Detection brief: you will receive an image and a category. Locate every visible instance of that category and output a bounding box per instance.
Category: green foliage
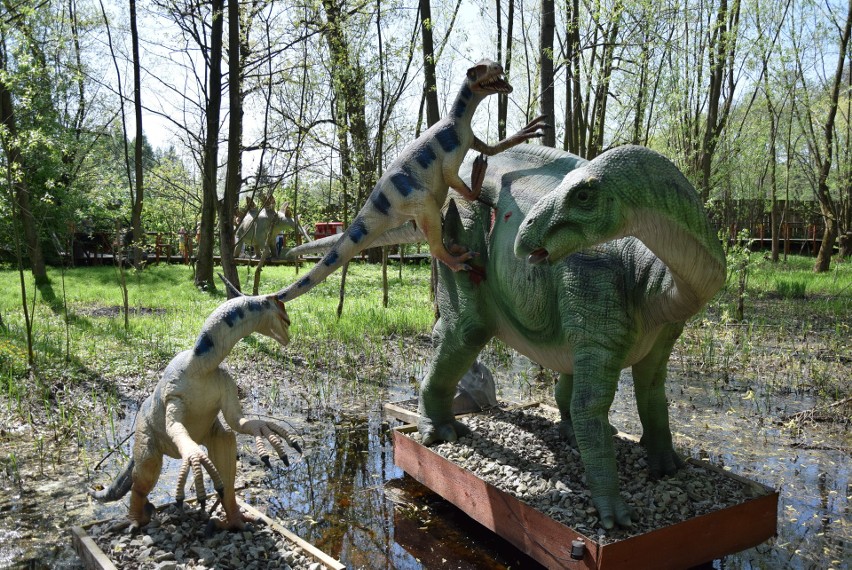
[774,279,807,299]
[0,262,434,394]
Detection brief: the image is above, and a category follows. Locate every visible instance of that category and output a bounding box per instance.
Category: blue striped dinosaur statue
[274,59,547,303]
[89,285,300,532]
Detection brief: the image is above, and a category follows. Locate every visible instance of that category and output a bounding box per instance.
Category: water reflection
[76,350,848,570]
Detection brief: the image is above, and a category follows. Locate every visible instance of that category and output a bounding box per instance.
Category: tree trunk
[539,0,555,147]
[496,0,514,140]
[129,0,145,268]
[220,0,242,296]
[195,0,225,290]
[812,0,851,272]
[563,0,582,155]
[0,43,48,285]
[696,0,741,202]
[420,0,440,127]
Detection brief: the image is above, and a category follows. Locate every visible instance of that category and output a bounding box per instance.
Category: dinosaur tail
[274,215,379,303]
[284,222,423,260]
[89,459,135,502]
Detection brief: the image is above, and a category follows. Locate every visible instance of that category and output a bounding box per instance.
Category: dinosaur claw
[260,454,272,468]
[291,441,302,455]
[280,454,290,467]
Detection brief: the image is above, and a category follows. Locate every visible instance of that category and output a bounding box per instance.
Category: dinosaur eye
[576,190,589,202]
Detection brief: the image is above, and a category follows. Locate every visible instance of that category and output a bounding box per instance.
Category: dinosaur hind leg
[128,453,163,529]
[202,419,255,531]
[632,323,685,478]
[416,206,475,272]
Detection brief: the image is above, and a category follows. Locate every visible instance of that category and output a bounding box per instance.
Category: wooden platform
[392,417,778,570]
[71,498,345,570]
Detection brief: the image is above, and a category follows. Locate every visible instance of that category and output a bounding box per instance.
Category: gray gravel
[86,502,328,570]
[411,405,764,544]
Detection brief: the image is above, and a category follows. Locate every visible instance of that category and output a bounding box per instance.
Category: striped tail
[274,216,375,302]
[89,459,135,502]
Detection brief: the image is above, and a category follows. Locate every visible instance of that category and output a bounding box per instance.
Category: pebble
[87,503,328,569]
[413,405,756,544]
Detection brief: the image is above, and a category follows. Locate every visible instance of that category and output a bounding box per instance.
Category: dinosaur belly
[495,314,574,373]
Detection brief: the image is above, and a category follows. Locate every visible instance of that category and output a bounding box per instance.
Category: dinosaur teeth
[528,248,550,265]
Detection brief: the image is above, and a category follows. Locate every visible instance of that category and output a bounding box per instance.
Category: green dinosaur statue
[417,144,726,530]
[277,144,725,530]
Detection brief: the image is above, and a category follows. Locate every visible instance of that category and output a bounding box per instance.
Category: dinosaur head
[514,166,628,264]
[260,297,291,346]
[466,59,513,97]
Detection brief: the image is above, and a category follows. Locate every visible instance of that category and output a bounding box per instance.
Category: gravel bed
[86,502,327,570]
[411,405,763,543]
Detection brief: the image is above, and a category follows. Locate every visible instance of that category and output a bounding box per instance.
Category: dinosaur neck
[449,83,486,128]
[190,297,270,371]
[629,209,725,320]
[604,150,727,321]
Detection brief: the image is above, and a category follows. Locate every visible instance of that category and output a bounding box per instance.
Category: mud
[0,325,849,569]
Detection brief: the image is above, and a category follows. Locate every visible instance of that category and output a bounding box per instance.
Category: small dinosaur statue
[234,202,310,258]
[274,59,547,303]
[296,145,726,529]
[89,286,300,531]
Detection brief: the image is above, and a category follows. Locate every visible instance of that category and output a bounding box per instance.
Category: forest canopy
[1,0,850,284]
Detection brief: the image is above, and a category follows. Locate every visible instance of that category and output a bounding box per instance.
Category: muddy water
[1,345,849,569]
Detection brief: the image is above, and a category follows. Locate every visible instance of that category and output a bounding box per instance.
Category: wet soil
[1,316,850,569]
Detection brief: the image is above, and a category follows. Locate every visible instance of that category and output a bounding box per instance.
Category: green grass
[1,253,848,415]
[0,262,435,399]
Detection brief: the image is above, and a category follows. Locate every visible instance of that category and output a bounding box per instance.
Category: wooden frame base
[393,419,777,570]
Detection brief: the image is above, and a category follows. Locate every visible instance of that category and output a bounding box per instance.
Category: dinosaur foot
[592,493,636,530]
[439,245,478,272]
[204,508,262,536]
[419,419,471,446]
[644,444,685,479]
[128,501,156,532]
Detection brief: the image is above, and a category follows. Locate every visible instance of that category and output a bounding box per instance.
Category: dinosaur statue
[273,59,547,303]
[89,289,301,531]
[287,144,726,530]
[234,202,310,259]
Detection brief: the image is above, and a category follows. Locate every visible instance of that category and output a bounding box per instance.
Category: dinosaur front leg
[472,114,549,156]
[165,399,225,505]
[418,316,491,444]
[555,372,618,445]
[632,324,685,478]
[571,350,635,530]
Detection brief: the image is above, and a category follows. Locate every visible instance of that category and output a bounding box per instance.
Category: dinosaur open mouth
[527,248,549,264]
[479,76,513,94]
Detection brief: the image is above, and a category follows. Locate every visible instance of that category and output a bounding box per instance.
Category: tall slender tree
[129,0,145,267]
[539,0,555,147]
[220,0,242,294]
[420,0,440,127]
[195,0,225,290]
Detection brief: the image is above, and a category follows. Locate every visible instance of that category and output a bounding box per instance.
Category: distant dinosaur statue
[234,202,311,259]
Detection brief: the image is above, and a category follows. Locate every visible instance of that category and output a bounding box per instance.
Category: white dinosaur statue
[89,282,300,531]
